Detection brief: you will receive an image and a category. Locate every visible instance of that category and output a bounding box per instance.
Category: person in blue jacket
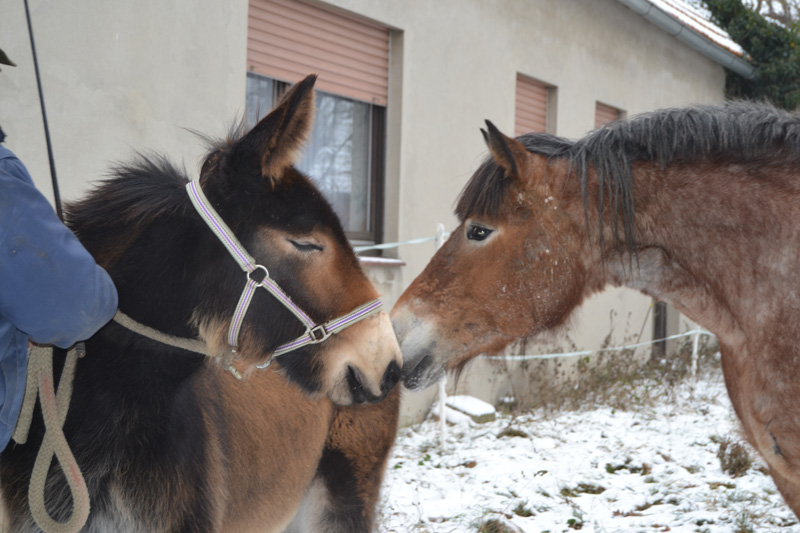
[0,48,118,451]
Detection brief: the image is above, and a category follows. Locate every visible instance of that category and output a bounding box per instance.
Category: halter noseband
[186,180,383,370]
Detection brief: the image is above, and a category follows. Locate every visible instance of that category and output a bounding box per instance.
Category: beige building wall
[1,0,725,424]
[0,0,248,204]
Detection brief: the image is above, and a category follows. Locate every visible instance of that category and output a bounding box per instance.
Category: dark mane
[69,155,189,223]
[64,121,251,261]
[64,155,191,251]
[457,101,800,251]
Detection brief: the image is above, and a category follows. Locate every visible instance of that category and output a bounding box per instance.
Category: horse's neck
[599,160,800,346]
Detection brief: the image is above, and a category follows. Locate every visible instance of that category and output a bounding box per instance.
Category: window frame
[246,72,386,248]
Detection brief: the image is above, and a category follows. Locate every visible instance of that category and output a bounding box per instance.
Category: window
[515,74,556,136]
[595,101,623,128]
[246,74,384,242]
[246,0,390,246]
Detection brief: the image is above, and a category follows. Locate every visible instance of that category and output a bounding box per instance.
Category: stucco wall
[0,0,248,203]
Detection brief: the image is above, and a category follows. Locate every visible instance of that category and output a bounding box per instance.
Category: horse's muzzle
[347,360,401,403]
[391,306,444,391]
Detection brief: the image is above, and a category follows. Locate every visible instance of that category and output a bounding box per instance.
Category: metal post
[435,224,447,449]
[691,330,701,378]
[24,0,62,219]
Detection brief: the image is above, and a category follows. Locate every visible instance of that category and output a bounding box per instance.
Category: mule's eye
[467,225,493,241]
[289,239,323,252]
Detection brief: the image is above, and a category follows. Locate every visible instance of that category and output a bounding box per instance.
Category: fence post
[435,224,447,449]
[691,330,701,378]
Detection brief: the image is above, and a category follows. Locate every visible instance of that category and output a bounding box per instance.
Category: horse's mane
[457,101,800,251]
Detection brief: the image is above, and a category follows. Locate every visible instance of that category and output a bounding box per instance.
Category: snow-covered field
[378,362,799,533]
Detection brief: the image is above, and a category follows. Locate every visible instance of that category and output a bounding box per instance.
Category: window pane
[296,91,371,235]
[246,74,276,128]
[245,74,374,238]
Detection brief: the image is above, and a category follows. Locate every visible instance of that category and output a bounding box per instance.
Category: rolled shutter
[248,0,389,106]
[515,74,548,136]
[595,102,621,128]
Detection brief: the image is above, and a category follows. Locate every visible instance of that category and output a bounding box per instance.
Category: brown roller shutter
[515,74,548,137]
[595,102,621,128]
[248,0,389,106]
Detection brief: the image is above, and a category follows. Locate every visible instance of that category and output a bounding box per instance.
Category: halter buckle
[308,325,330,344]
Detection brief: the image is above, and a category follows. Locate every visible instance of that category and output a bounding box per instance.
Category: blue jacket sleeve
[0,149,118,348]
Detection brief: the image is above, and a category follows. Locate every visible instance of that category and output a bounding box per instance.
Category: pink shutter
[248,0,389,106]
[595,102,621,128]
[515,74,548,136]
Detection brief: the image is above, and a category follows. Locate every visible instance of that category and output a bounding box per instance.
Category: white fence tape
[353,233,451,253]
[481,329,715,362]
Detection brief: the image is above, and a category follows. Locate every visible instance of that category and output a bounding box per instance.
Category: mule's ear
[483,120,528,182]
[234,74,317,183]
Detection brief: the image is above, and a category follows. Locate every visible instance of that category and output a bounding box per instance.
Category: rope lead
[13,346,90,533]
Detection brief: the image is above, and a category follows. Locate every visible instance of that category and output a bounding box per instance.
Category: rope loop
[13,345,90,533]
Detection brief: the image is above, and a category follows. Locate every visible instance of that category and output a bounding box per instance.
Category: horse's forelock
[454,158,511,221]
[456,130,578,222]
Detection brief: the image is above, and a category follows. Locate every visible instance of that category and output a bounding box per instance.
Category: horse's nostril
[381,360,401,393]
[348,365,362,387]
[347,366,366,403]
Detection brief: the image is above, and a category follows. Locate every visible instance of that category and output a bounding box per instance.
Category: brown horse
[392,101,800,518]
[1,75,401,532]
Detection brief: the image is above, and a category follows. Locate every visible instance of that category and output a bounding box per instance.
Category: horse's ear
[482,120,528,183]
[233,74,317,184]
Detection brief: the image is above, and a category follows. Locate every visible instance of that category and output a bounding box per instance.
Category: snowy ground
[377,362,799,533]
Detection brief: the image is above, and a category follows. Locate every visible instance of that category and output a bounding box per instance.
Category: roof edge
[617,0,756,79]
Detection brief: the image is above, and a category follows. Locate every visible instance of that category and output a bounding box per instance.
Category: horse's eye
[289,239,323,252]
[466,225,493,241]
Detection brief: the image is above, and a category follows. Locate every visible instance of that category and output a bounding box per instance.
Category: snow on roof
[650,0,745,57]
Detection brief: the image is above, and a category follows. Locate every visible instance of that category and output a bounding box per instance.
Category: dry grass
[500,333,721,415]
[717,438,754,477]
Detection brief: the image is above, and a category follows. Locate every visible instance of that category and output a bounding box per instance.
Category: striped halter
[186,180,383,370]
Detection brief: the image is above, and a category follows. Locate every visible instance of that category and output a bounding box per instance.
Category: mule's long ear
[483,120,528,183]
[233,74,317,183]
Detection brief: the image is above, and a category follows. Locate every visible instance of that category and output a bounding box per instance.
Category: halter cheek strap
[186,180,382,369]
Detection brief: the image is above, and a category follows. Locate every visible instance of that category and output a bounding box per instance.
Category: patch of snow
[432,404,474,425]
[651,0,745,56]
[446,396,496,419]
[378,368,798,532]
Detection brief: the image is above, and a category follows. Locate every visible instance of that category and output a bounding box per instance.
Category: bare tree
[746,0,799,26]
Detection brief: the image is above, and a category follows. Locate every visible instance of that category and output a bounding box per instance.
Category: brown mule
[1,75,400,532]
[393,102,800,518]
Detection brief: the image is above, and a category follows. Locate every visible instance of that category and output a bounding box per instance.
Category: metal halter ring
[248,265,269,284]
